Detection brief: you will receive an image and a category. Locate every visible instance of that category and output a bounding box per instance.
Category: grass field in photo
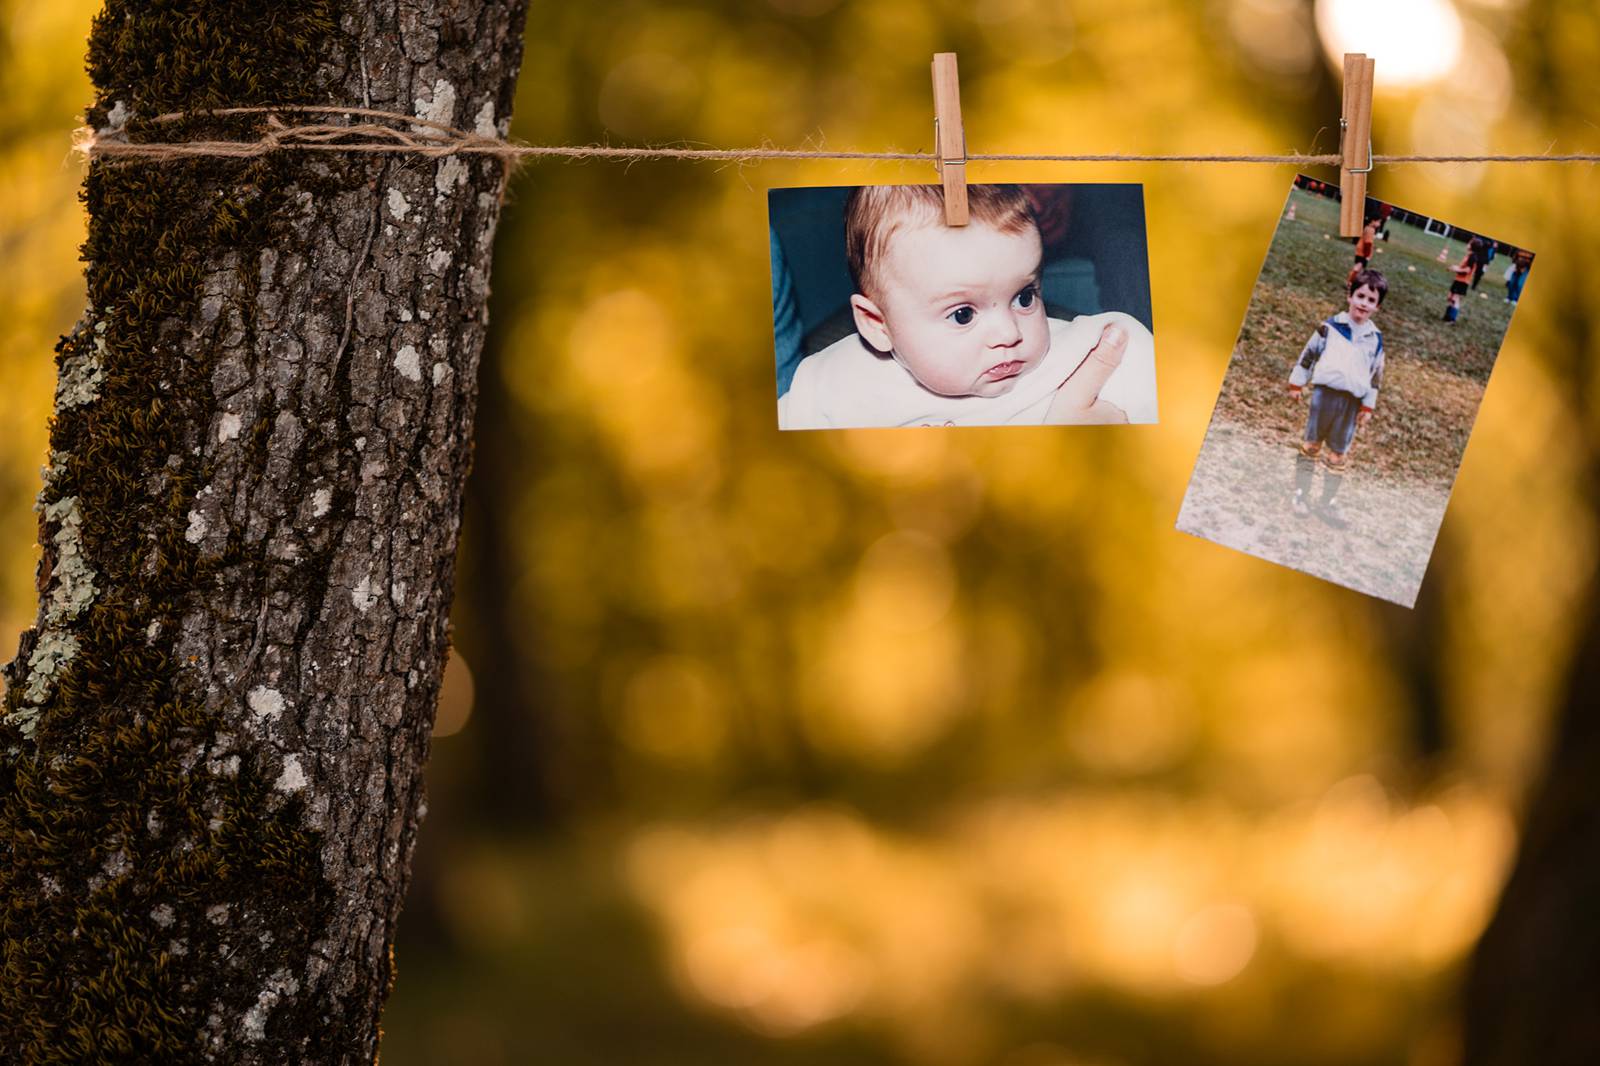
[1178,183,1526,605]
[1210,184,1517,485]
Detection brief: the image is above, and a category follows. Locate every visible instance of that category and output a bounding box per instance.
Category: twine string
[75,104,1600,167]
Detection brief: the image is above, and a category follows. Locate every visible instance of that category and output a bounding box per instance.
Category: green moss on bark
[0,1,369,1061]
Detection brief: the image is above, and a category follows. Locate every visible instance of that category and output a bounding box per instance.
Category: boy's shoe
[1319,499,1348,528]
[1291,491,1310,517]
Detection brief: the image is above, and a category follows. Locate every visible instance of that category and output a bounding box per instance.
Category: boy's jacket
[1290,313,1385,408]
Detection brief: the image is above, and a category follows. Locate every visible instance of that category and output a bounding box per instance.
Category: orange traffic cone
[1286,203,1297,221]
[1437,246,1450,263]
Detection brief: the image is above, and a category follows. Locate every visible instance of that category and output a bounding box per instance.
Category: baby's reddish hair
[845,184,1037,302]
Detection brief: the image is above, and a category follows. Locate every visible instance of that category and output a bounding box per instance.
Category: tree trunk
[0,1,526,1061]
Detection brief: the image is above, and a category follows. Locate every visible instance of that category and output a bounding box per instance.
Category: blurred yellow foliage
[625,778,1510,1057]
[5,0,1599,1063]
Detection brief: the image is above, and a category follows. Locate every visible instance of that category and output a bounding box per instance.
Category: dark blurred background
[3,1,1597,1064]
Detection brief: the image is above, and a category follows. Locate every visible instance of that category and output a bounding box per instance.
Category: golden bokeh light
[625,783,1514,1050]
[6,1,1598,1063]
[1315,0,1463,87]
[1172,902,1259,986]
[433,649,476,738]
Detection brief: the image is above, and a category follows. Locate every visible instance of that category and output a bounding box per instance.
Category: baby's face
[1347,283,1381,324]
[864,220,1049,398]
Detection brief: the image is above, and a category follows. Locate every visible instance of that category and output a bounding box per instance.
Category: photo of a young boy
[1177,176,1533,606]
[769,183,1158,429]
[1289,268,1388,527]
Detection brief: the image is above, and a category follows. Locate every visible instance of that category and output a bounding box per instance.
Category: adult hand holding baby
[1046,323,1130,424]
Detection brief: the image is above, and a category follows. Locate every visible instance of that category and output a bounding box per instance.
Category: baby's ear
[850,294,893,353]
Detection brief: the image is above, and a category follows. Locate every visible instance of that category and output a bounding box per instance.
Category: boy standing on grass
[1288,269,1388,527]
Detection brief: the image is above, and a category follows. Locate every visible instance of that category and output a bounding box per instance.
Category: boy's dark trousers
[1295,452,1344,505]
[1296,386,1361,505]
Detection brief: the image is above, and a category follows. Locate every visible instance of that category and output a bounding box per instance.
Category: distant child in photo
[777,184,1158,429]
[1443,244,1474,322]
[1505,248,1533,304]
[1471,235,1494,289]
[1346,217,1378,290]
[1288,268,1388,526]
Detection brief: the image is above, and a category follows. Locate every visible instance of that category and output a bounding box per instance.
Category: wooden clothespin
[931,52,968,226]
[1339,52,1376,237]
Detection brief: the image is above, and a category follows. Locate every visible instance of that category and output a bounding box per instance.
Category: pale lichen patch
[15,631,82,719]
[473,99,496,137]
[247,686,285,727]
[426,248,452,273]
[41,497,98,625]
[435,155,467,197]
[56,351,105,410]
[38,447,72,494]
[185,509,209,545]
[275,755,307,794]
[394,344,422,382]
[103,99,130,131]
[242,969,301,1042]
[351,573,378,613]
[218,411,243,442]
[386,189,411,222]
[205,903,230,925]
[210,753,241,777]
[311,488,332,517]
[414,77,457,126]
[102,848,130,882]
[151,904,176,928]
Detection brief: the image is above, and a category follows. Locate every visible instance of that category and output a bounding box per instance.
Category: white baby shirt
[777,312,1159,430]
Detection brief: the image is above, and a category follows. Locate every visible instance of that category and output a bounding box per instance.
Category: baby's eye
[948,306,975,326]
[1013,285,1039,310]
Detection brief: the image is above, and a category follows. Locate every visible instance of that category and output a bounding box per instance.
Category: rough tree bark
[0,1,526,1062]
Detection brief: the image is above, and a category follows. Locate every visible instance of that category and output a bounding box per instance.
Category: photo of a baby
[770,183,1158,429]
[1177,176,1533,606]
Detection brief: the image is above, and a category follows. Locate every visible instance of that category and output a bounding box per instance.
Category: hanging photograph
[769,183,1158,429]
[1177,175,1535,606]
